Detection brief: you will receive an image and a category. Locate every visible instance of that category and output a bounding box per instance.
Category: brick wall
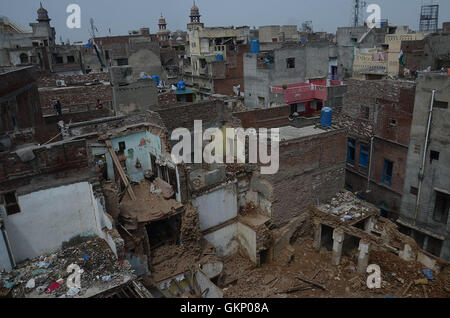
[233,105,290,129]
[0,139,89,191]
[339,79,416,216]
[39,84,112,115]
[158,91,177,106]
[213,44,249,96]
[261,128,347,226]
[155,100,230,133]
[37,72,109,88]
[0,67,44,134]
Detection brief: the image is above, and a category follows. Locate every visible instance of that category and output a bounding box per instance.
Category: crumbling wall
[192,182,238,231]
[0,181,107,262]
[259,129,347,226]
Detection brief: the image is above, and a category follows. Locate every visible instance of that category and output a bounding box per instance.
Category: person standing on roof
[54,100,62,116]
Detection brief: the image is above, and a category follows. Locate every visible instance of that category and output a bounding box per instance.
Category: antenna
[352,0,367,27]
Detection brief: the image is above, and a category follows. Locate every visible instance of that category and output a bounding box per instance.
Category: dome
[37,2,50,21]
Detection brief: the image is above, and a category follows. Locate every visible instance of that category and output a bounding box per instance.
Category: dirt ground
[221,238,450,298]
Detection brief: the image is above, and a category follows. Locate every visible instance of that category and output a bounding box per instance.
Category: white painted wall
[204,223,238,257]
[0,182,110,263]
[237,222,257,263]
[192,183,238,231]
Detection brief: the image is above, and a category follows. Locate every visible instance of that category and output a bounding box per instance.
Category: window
[389,118,397,127]
[433,100,448,109]
[296,102,306,113]
[382,159,393,186]
[43,40,48,46]
[347,138,356,164]
[410,186,418,195]
[430,150,439,163]
[258,96,265,106]
[433,191,450,224]
[55,56,63,64]
[2,191,21,215]
[67,55,75,63]
[19,53,28,64]
[359,145,369,174]
[105,50,110,60]
[116,58,128,66]
[119,142,126,152]
[286,58,295,69]
[32,42,39,47]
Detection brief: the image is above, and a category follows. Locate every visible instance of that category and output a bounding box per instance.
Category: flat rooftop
[278,125,330,141]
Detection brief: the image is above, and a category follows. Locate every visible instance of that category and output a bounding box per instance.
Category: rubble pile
[318,190,375,223]
[0,238,133,298]
[221,239,450,298]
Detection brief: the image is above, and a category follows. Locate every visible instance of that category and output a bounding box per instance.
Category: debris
[102,275,112,282]
[400,281,414,297]
[67,287,80,296]
[45,282,62,294]
[296,276,327,290]
[421,268,434,281]
[414,278,428,286]
[26,279,35,289]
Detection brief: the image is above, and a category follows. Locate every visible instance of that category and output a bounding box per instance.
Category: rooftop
[278,125,333,141]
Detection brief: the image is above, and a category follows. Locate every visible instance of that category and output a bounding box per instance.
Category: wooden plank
[105,140,136,201]
[296,275,327,290]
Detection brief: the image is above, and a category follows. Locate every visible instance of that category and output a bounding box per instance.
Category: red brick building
[338,79,416,218]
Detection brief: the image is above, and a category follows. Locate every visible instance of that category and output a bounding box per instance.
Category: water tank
[151,75,160,86]
[177,81,186,91]
[250,39,260,54]
[321,107,332,127]
[216,53,223,61]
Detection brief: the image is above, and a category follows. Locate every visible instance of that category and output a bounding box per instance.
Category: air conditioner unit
[56,80,67,87]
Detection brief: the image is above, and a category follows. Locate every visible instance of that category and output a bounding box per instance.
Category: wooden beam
[105,140,136,201]
[296,275,327,290]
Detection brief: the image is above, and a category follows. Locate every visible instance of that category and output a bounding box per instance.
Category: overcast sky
[1,0,448,43]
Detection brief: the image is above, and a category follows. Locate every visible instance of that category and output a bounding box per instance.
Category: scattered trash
[4,281,14,289]
[26,279,35,289]
[102,275,111,282]
[83,254,90,260]
[36,285,47,293]
[414,278,428,286]
[67,287,80,296]
[422,269,434,281]
[45,281,62,294]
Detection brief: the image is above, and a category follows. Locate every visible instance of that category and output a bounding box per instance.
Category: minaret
[157,13,170,41]
[37,2,51,23]
[187,1,204,31]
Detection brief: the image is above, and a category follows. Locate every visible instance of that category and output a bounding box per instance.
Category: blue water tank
[321,107,332,127]
[216,53,223,61]
[177,81,186,91]
[151,75,160,86]
[250,39,260,54]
